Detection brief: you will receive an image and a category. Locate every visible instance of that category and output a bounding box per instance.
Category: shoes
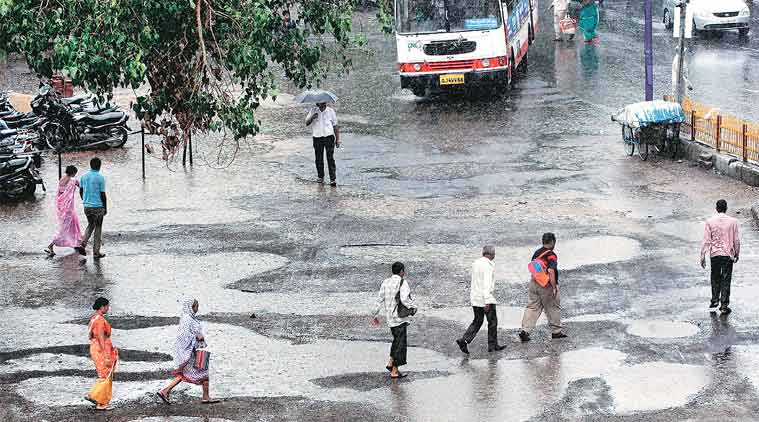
[709,301,719,312]
[93,253,106,260]
[552,332,569,339]
[568,34,575,41]
[317,178,324,184]
[553,37,562,42]
[721,307,732,315]
[456,339,469,354]
[75,246,87,256]
[330,180,337,187]
[488,344,507,352]
[518,330,531,342]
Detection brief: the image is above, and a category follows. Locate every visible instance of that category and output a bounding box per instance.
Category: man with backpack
[455,246,507,354]
[519,233,567,342]
[372,262,417,378]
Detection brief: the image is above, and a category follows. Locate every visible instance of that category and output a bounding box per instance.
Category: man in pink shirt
[700,200,740,315]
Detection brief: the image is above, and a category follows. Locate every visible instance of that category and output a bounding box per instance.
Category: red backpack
[528,250,553,287]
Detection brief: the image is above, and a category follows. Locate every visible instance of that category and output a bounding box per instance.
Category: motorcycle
[0,155,45,198]
[35,85,130,151]
[0,129,43,167]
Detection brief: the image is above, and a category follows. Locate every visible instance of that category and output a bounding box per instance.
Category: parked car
[663,0,750,37]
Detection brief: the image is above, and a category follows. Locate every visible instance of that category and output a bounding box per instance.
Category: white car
[663,0,750,36]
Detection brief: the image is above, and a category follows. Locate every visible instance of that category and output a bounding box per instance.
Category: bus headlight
[413,63,422,72]
[481,59,490,68]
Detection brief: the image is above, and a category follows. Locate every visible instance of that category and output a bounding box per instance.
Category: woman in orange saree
[84,297,118,411]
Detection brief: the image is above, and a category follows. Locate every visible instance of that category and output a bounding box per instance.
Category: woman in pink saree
[45,165,85,256]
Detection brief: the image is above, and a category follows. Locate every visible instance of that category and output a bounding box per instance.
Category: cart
[611,100,685,161]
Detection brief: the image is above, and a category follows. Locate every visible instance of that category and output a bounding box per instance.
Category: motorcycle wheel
[23,179,36,196]
[105,127,128,148]
[45,124,67,151]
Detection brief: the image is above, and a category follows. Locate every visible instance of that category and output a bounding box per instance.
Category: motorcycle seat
[74,111,125,125]
[0,129,17,138]
[62,94,93,105]
[0,158,28,172]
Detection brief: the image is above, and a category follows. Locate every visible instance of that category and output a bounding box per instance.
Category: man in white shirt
[305,102,341,186]
[372,262,416,378]
[551,0,571,41]
[456,246,506,354]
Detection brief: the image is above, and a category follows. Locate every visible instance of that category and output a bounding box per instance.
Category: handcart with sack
[611,100,685,161]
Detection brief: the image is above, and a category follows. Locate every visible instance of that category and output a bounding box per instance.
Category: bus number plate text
[440,74,465,85]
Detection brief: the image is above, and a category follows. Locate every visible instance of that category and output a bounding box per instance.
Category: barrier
[665,95,759,164]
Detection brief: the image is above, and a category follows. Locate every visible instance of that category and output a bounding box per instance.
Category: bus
[395,0,538,96]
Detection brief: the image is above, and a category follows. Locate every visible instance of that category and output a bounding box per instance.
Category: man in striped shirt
[372,262,416,378]
[701,199,740,315]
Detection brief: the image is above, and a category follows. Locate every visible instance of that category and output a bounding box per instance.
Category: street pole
[675,1,688,104]
[57,150,62,179]
[644,0,654,101]
[141,125,146,180]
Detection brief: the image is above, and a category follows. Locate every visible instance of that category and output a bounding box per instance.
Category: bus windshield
[396,0,502,35]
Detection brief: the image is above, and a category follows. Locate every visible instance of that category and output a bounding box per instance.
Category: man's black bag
[394,278,416,318]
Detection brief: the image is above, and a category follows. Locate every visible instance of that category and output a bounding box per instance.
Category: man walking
[456,246,507,354]
[551,0,571,41]
[305,102,340,187]
[701,200,740,315]
[519,233,567,342]
[79,157,107,259]
[372,262,416,379]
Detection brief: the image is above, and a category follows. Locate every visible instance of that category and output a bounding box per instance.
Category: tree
[0,0,361,163]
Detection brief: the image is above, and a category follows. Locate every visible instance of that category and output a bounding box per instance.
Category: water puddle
[340,236,642,283]
[626,320,700,339]
[14,322,455,406]
[349,347,710,420]
[0,353,170,374]
[424,306,541,330]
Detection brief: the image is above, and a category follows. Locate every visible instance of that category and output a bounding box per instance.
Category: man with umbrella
[300,90,340,186]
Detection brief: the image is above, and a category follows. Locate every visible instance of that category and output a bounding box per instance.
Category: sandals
[94,406,113,411]
[390,373,408,379]
[201,399,221,404]
[84,395,97,406]
[44,248,55,256]
[156,391,171,405]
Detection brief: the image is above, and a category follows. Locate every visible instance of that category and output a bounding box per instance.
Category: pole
[676,1,687,104]
[188,132,193,166]
[57,150,62,179]
[182,138,187,166]
[644,0,654,101]
[141,126,146,179]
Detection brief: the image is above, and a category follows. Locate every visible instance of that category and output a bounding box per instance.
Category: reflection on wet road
[3,4,759,422]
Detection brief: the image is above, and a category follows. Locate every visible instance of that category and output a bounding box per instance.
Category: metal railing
[666,95,759,164]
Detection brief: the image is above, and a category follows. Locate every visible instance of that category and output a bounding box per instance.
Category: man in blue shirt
[79,157,107,259]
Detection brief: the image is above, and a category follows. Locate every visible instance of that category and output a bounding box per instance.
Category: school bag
[528,250,553,287]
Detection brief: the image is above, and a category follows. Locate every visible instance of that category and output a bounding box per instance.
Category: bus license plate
[440,74,465,85]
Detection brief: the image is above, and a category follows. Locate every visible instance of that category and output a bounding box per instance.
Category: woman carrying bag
[84,297,118,411]
[157,298,220,405]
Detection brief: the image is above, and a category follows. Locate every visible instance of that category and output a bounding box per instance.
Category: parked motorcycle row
[0,84,131,198]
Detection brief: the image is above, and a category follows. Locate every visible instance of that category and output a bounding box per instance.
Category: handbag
[559,15,577,35]
[88,361,115,405]
[193,341,210,371]
[394,278,416,318]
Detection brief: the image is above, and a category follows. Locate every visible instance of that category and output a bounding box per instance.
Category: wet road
[3,4,759,422]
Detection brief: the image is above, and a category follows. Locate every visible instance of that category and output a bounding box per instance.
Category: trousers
[82,207,105,255]
[521,280,563,334]
[462,305,498,349]
[313,135,336,181]
[711,256,733,309]
[390,323,408,367]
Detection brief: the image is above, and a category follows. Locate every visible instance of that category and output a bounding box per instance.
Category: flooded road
[3,4,759,422]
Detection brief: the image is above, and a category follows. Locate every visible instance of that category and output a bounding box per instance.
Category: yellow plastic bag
[89,377,113,405]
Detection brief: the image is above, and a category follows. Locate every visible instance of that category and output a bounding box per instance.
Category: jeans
[711,256,733,309]
[390,322,408,367]
[313,135,336,181]
[462,305,498,349]
[82,207,105,255]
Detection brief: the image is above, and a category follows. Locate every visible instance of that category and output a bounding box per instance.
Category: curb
[752,203,759,227]
[679,138,759,187]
